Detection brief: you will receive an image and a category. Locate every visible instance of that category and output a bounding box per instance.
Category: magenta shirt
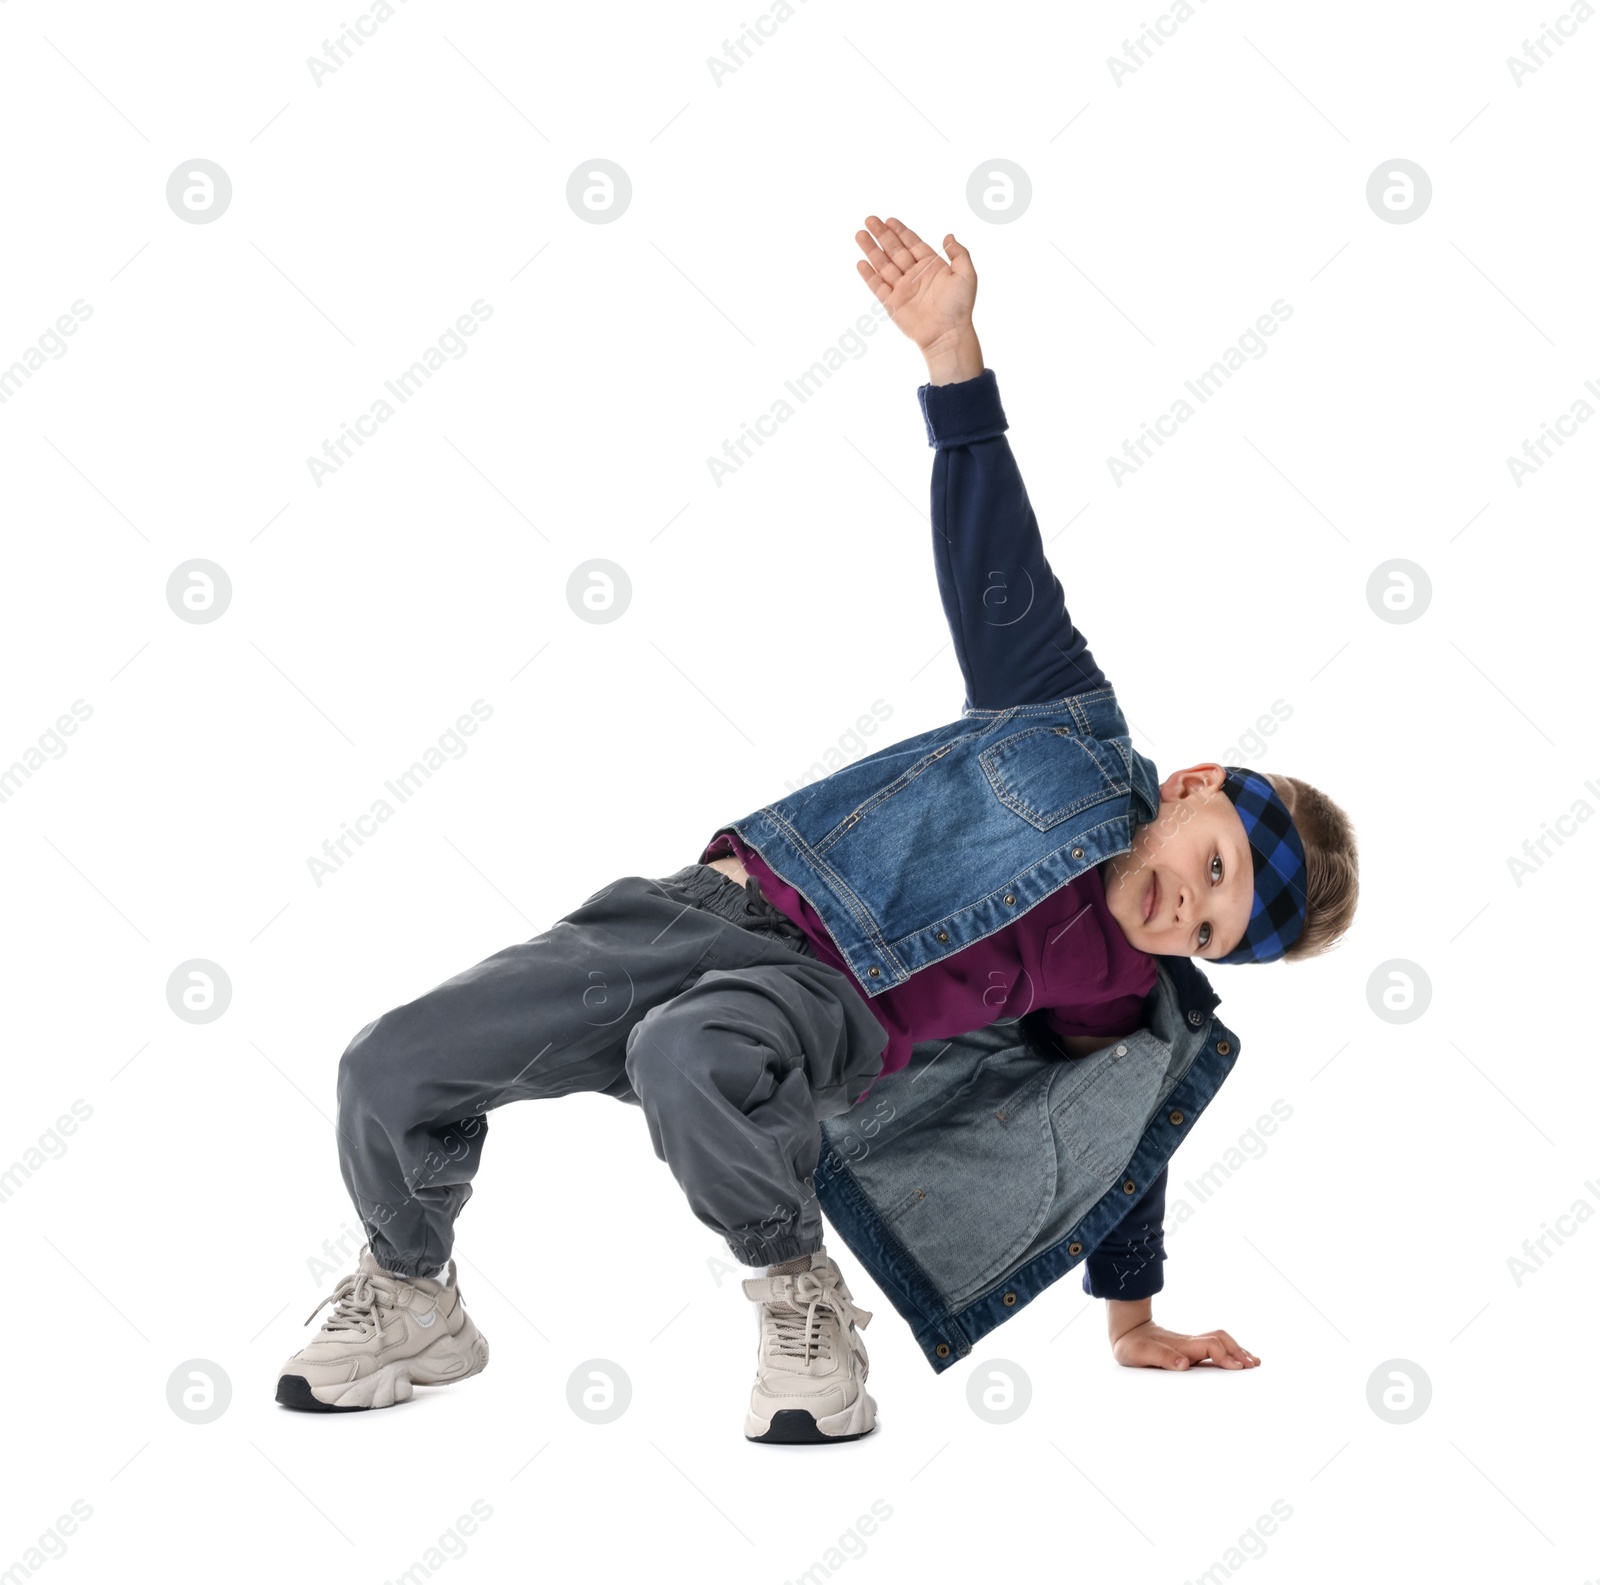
[700,830,1158,1088]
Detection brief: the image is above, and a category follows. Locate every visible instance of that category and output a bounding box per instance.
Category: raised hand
[854,215,978,356]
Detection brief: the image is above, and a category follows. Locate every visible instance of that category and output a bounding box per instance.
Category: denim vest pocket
[1043,1028,1171,1227]
[979,725,1131,832]
[812,737,969,857]
[825,1040,1057,1310]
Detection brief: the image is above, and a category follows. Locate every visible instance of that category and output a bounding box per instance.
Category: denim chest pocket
[978,725,1131,832]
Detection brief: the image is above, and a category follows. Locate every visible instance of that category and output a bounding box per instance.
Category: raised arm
[920,363,1105,708]
[854,215,1104,709]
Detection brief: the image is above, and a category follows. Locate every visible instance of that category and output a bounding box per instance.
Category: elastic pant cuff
[727,1233,823,1269]
[368,1242,447,1281]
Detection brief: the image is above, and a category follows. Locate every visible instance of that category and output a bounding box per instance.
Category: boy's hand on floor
[854,215,982,382]
[1111,1317,1261,1371]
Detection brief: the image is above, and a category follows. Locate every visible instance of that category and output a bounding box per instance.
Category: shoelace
[303,1268,399,1335]
[767,1271,871,1365]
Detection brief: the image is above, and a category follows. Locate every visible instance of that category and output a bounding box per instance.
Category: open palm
[854,215,977,352]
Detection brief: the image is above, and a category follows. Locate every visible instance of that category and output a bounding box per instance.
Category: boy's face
[1100,763,1254,961]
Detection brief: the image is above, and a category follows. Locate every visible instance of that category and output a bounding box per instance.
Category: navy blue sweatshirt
[919,368,1167,1303]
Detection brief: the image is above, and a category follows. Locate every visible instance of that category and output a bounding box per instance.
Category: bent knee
[622,997,695,1088]
[624,981,804,1094]
[336,1008,426,1115]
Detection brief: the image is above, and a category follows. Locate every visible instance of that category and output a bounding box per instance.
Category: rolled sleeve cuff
[917,366,1008,448]
[1082,1249,1165,1302]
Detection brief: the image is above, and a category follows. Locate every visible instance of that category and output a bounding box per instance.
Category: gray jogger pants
[333,862,889,1276]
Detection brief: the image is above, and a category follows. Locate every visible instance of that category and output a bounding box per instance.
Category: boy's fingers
[1215,1329,1259,1365]
[882,215,937,262]
[855,227,904,285]
[865,214,917,273]
[944,233,977,280]
[854,259,893,304]
[1201,1333,1243,1368]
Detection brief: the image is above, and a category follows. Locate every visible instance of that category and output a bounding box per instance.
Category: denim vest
[813,952,1236,1373]
[723,368,1240,1367]
[716,684,1161,993]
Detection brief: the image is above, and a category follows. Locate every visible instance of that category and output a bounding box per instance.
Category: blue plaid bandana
[1216,768,1308,965]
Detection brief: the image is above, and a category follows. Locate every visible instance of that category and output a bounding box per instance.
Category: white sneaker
[741,1249,877,1443]
[275,1246,489,1412]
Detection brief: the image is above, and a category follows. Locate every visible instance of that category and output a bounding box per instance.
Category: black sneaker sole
[275,1374,371,1412]
[746,1409,877,1445]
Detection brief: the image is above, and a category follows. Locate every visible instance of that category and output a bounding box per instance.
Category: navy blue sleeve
[1081,1163,1167,1301]
[918,369,1105,710]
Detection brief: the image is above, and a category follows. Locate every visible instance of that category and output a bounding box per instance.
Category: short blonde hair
[1262,773,1359,962]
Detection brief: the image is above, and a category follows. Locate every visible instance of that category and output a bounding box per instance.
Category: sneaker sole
[276,1320,490,1413]
[745,1389,877,1444]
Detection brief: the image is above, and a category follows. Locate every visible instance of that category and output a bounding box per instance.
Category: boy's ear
[1161,762,1227,801]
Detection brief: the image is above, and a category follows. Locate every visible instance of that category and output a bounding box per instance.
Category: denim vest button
[1002,1291,1017,1306]
[1067,1241,1083,1256]
[1168,1109,1184,1125]
[1122,1178,1137,1193]
[1186,1009,1204,1027]
[936,930,949,942]
[1071,846,1084,859]
[868,966,881,978]
[1114,1044,1127,1058]
[935,1342,951,1358]
[1216,1040,1231,1055]
[1003,893,1017,906]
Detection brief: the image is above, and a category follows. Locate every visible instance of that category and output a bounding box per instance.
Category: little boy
[276,215,1358,1441]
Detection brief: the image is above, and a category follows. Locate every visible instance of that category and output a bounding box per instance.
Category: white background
[2,0,1595,1580]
